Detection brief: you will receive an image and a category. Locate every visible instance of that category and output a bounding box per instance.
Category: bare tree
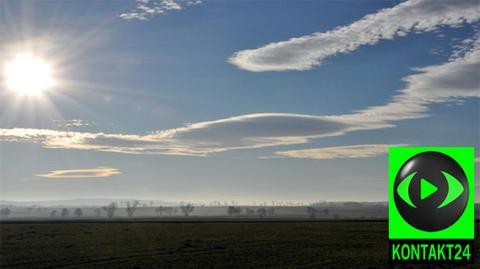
[180,204,194,217]
[155,206,164,216]
[157,207,177,216]
[102,202,117,219]
[126,200,140,218]
[74,208,83,218]
[267,208,275,216]
[257,208,267,218]
[244,208,255,216]
[227,206,235,216]
[94,208,102,218]
[61,208,69,218]
[323,208,330,217]
[156,206,176,216]
[227,206,242,216]
[50,209,57,217]
[307,207,318,219]
[0,208,11,217]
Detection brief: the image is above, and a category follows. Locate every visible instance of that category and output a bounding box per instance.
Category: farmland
[1,221,478,268]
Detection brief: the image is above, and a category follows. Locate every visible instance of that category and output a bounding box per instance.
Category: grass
[0,221,478,268]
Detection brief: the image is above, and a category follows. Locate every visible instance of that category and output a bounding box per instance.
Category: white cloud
[53,119,92,128]
[271,144,408,160]
[159,113,390,154]
[0,31,478,156]
[229,0,480,72]
[351,35,480,123]
[120,0,202,21]
[0,113,380,155]
[37,167,121,178]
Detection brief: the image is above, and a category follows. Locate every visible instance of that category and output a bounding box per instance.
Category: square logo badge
[389,147,474,240]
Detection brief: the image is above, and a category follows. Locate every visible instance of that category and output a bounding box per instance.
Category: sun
[3,54,55,96]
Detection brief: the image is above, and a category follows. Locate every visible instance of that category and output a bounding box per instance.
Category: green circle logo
[394,151,468,231]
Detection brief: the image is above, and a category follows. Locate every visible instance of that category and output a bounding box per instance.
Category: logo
[394,151,468,231]
[389,147,475,264]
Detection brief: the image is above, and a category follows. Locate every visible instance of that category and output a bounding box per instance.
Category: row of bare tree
[306,207,330,218]
[227,206,276,217]
[0,208,11,217]
[50,208,83,217]
[229,206,331,218]
[50,201,195,219]
[1,204,333,219]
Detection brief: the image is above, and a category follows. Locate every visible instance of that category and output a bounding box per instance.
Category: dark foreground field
[1,221,478,269]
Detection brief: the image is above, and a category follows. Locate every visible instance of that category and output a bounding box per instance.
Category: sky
[0,0,479,204]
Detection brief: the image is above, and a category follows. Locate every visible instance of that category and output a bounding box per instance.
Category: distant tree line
[0,200,394,220]
[306,206,329,219]
[155,206,178,216]
[0,208,11,217]
[225,206,277,218]
[44,201,198,219]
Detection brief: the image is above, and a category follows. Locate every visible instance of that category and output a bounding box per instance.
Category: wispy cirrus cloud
[53,119,93,128]
[270,144,409,160]
[229,0,480,72]
[351,35,480,123]
[37,167,121,178]
[0,113,380,155]
[120,0,202,21]
[0,36,478,156]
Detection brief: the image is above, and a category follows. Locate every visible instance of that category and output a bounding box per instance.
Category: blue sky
[0,0,479,203]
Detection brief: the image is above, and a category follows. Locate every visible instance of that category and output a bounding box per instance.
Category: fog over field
[1,199,391,220]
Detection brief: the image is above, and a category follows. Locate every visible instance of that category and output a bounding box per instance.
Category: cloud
[271,144,408,160]
[120,0,202,20]
[159,113,389,154]
[37,167,121,178]
[229,0,480,72]
[0,36,478,156]
[0,114,383,155]
[53,119,92,128]
[351,35,480,123]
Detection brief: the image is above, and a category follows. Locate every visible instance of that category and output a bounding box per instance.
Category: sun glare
[3,54,55,96]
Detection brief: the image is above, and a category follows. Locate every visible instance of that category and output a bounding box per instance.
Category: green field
[0,221,478,268]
